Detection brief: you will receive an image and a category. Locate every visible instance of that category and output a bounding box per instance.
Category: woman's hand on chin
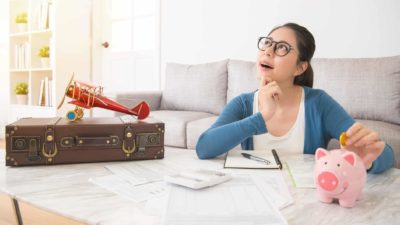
[258,75,282,122]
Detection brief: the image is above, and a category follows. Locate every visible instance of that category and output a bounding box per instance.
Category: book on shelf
[38,80,45,106]
[48,1,54,29]
[48,79,52,106]
[38,77,52,107]
[37,0,50,30]
[14,42,30,69]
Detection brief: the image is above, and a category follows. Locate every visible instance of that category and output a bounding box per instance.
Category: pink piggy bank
[314,148,366,208]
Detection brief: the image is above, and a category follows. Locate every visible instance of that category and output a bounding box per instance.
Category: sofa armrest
[115,91,163,113]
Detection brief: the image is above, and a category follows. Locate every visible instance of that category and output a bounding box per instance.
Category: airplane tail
[131,101,150,120]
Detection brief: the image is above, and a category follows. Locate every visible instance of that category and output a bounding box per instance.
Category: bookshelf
[8,0,91,122]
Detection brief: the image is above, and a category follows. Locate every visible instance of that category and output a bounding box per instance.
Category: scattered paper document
[89,175,167,202]
[163,174,288,225]
[285,154,316,188]
[105,163,164,186]
[251,172,294,209]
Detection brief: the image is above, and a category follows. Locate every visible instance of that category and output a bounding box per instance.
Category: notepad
[224,149,282,169]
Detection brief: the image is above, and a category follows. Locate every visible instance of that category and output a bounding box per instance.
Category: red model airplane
[57,74,150,121]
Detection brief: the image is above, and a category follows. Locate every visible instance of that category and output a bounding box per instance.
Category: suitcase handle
[61,136,120,147]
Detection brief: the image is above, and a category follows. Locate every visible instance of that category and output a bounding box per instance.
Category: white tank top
[253,88,305,155]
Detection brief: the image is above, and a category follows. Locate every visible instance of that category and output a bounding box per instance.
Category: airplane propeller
[57,73,75,109]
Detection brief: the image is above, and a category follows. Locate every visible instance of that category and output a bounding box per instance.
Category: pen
[241,153,271,164]
[271,149,282,170]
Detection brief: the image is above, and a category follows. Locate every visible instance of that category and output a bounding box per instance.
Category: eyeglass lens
[258,37,291,56]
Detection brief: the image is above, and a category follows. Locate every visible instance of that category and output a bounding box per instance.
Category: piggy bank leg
[318,192,334,204]
[338,198,357,208]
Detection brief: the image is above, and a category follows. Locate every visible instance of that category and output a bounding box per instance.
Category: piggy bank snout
[317,171,339,191]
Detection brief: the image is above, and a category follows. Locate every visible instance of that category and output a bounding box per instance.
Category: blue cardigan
[196,86,394,174]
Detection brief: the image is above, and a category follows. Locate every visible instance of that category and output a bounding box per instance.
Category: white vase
[40,57,50,68]
[17,23,27,32]
[16,95,28,105]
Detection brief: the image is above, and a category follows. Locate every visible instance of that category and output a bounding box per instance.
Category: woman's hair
[268,23,315,87]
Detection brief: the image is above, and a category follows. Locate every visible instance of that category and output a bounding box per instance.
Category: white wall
[0,0,9,136]
[161,0,400,67]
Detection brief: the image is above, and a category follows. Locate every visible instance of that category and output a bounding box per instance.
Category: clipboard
[224,149,282,169]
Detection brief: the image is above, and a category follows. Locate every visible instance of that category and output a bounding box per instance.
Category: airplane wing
[75,80,96,88]
[68,100,92,109]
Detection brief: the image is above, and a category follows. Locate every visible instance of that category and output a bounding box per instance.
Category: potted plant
[15,12,28,32]
[38,46,50,67]
[14,82,28,105]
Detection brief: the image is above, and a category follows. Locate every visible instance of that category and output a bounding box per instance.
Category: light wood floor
[0,139,5,149]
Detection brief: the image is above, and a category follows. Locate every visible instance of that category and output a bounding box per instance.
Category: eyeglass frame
[257,37,296,57]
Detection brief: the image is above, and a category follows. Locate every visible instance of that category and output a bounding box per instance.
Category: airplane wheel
[66,110,78,121]
[76,108,84,119]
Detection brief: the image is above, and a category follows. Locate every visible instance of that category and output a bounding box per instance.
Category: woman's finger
[268,84,282,100]
[356,131,380,147]
[259,75,272,87]
[346,122,362,137]
[364,141,385,152]
[347,127,369,146]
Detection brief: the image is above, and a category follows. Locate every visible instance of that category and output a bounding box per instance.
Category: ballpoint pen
[271,149,282,170]
[241,153,271,164]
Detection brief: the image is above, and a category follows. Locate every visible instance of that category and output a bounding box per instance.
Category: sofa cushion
[313,55,400,125]
[227,59,258,102]
[150,110,215,148]
[186,116,218,150]
[160,60,228,115]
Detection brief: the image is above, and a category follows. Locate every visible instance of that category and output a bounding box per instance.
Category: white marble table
[0,147,399,225]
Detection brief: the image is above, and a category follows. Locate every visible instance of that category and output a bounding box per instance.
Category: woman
[195,23,394,174]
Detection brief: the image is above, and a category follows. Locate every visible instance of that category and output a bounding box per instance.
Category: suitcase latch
[28,139,41,162]
[136,135,147,154]
[136,133,161,153]
[122,126,136,157]
[42,127,58,162]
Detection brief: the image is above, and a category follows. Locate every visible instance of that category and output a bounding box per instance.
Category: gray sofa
[116,56,400,168]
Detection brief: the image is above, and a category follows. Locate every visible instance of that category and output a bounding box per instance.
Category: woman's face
[256,27,303,84]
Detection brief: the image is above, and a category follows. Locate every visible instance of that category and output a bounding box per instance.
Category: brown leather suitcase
[5,116,165,166]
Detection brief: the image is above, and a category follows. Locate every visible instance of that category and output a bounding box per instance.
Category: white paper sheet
[251,171,294,209]
[89,175,167,202]
[105,163,164,186]
[285,154,316,188]
[91,161,182,202]
[163,174,288,225]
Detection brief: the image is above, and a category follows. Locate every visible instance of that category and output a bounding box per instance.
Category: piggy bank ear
[342,152,356,166]
[316,148,328,160]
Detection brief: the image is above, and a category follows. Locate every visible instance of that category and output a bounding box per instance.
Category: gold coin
[339,132,348,146]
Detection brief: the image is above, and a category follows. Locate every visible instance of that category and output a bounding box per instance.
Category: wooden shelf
[10,68,52,72]
[8,0,91,123]
[9,32,29,37]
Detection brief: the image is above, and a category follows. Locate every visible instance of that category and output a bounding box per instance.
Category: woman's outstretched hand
[258,75,282,122]
[342,122,385,169]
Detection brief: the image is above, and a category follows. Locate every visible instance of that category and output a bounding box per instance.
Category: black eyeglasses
[257,37,295,57]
